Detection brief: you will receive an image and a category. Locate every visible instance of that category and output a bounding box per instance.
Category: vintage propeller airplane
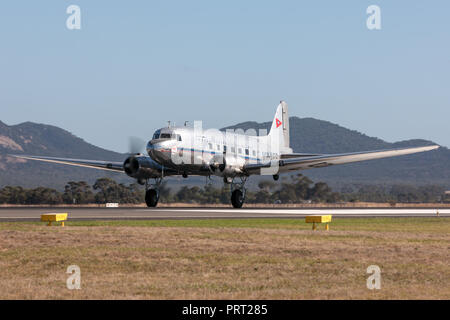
[10,101,439,208]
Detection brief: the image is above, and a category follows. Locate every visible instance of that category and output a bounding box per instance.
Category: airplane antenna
[167,121,171,128]
[184,121,189,127]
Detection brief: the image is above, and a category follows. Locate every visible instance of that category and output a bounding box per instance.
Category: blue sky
[1,1,449,152]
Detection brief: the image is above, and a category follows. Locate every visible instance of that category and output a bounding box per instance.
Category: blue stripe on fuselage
[150,145,267,162]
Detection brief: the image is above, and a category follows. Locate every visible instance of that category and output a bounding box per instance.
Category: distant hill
[223,117,450,189]
[0,120,127,189]
[0,117,448,190]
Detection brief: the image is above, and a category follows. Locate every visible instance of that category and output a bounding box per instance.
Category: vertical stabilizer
[268,101,292,154]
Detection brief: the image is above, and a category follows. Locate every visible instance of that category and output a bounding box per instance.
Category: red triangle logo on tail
[276,118,282,128]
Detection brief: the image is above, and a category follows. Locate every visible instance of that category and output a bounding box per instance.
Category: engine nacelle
[210,154,245,176]
[123,155,161,180]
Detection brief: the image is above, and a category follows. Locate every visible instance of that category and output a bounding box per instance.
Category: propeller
[128,136,147,155]
[122,136,147,181]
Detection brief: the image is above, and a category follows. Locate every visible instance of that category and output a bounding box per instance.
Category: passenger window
[238,148,242,154]
[217,144,220,151]
[231,147,236,153]
[245,149,249,155]
[177,135,182,141]
[252,150,256,156]
[208,143,213,150]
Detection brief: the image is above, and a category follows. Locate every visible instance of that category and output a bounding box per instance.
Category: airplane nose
[147,141,170,162]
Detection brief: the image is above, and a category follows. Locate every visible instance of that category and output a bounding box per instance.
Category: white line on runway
[0,215,446,220]
[137,208,450,215]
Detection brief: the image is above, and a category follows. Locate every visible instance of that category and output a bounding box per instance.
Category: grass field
[0,218,449,299]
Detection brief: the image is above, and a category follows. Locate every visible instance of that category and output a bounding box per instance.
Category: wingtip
[416,145,439,151]
[417,145,440,152]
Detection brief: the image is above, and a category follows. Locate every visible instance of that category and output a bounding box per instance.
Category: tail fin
[268,101,292,154]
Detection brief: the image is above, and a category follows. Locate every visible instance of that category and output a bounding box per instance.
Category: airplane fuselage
[146,125,280,178]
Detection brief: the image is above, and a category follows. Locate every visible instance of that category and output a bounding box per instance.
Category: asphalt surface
[0,207,448,221]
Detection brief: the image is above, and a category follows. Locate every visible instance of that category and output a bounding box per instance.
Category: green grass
[1,217,448,233]
[59,217,450,232]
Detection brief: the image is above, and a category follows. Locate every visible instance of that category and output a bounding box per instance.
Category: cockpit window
[152,130,161,140]
[153,131,180,140]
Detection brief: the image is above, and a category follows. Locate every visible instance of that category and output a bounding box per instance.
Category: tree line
[0,179,144,205]
[0,175,447,205]
[340,184,447,204]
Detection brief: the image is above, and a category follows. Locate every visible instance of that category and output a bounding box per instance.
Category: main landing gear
[145,178,162,207]
[229,176,247,208]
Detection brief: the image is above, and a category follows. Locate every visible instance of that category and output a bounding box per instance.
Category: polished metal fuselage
[146,126,280,177]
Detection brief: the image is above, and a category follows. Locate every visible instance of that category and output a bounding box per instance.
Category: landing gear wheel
[145,189,159,207]
[231,189,244,208]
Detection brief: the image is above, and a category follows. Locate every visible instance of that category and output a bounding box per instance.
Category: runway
[0,207,448,221]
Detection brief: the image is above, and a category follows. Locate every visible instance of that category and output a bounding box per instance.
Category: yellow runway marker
[41,213,68,227]
[305,215,332,231]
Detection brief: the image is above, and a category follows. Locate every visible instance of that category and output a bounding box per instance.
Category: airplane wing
[244,145,440,174]
[280,153,323,159]
[8,155,124,172]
